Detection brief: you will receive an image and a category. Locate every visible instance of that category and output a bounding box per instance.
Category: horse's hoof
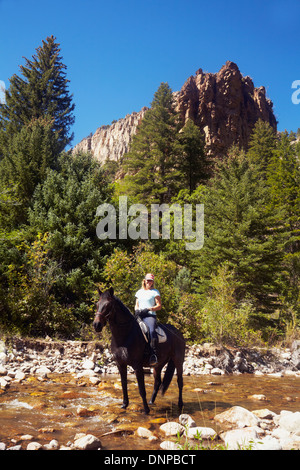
[121,403,128,409]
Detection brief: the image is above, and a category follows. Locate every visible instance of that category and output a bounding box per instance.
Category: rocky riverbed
[0,337,299,450]
[1,337,300,381]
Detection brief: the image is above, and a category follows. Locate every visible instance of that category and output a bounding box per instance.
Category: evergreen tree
[28,152,113,306]
[119,82,182,205]
[0,118,60,226]
[267,132,300,318]
[0,35,75,155]
[247,119,276,173]
[267,132,300,234]
[179,119,208,192]
[192,148,286,313]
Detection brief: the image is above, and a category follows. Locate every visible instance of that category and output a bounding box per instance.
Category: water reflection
[0,373,299,450]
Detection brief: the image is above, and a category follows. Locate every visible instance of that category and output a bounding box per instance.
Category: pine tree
[28,152,113,305]
[192,148,286,313]
[0,36,75,226]
[0,35,75,155]
[119,83,182,205]
[179,119,208,192]
[267,132,300,316]
[247,119,276,173]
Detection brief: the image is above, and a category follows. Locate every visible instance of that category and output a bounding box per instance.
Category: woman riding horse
[93,286,185,414]
[135,273,161,367]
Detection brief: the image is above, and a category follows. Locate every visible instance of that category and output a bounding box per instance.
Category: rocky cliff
[73,107,148,163]
[73,61,277,162]
[176,61,277,156]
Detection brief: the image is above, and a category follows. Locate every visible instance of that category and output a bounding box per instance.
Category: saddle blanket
[139,321,167,344]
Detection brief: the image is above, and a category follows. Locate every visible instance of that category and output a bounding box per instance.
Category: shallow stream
[0,373,299,450]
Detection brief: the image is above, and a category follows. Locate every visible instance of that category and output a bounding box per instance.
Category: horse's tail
[160,359,176,396]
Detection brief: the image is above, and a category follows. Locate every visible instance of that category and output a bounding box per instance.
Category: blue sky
[0,0,299,147]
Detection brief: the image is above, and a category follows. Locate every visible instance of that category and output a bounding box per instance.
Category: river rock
[136,427,155,439]
[76,405,95,417]
[160,422,185,437]
[160,441,181,450]
[0,352,7,365]
[211,367,224,375]
[214,406,259,429]
[252,409,276,420]
[248,394,267,401]
[179,414,196,428]
[35,366,51,378]
[43,439,59,450]
[74,434,101,450]
[272,425,300,450]
[15,370,26,382]
[82,359,95,370]
[277,411,300,434]
[76,369,97,378]
[7,445,22,450]
[291,340,300,369]
[20,434,34,441]
[185,426,217,440]
[252,436,282,450]
[0,377,9,389]
[26,442,43,450]
[220,426,259,449]
[89,376,100,385]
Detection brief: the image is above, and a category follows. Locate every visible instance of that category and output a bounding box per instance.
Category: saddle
[135,315,167,344]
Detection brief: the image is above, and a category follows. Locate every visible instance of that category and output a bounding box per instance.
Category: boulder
[82,359,95,370]
[160,441,181,450]
[252,436,282,450]
[214,406,259,429]
[220,426,259,450]
[26,442,43,450]
[278,411,300,434]
[160,422,185,437]
[185,426,217,440]
[74,434,101,450]
[0,352,7,365]
[136,427,155,439]
[179,414,196,428]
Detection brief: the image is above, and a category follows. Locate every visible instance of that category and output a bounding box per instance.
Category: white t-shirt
[135,288,160,315]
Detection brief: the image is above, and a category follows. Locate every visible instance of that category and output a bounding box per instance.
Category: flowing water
[0,373,299,450]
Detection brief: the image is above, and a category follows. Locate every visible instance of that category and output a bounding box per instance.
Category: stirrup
[149,354,158,366]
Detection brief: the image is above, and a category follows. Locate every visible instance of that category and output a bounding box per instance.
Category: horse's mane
[113,295,134,319]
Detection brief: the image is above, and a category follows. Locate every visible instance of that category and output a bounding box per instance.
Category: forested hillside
[1,37,299,346]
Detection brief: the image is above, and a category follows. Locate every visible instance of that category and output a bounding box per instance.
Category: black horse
[93,287,185,414]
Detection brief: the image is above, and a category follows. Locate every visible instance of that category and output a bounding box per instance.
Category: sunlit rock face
[73,61,276,162]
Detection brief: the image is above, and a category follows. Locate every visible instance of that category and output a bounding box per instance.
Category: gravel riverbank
[1,338,300,386]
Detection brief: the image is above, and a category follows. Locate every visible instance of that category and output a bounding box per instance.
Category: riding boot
[149,338,158,366]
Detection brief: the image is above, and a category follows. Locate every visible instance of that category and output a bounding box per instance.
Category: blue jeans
[143,315,158,341]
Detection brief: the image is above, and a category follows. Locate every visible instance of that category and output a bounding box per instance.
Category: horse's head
[93,287,114,332]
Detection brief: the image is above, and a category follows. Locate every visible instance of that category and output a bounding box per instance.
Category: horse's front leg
[117,363,129,409]
[135,367,150,414]
[176,363,184,412]
[149,365,162,405]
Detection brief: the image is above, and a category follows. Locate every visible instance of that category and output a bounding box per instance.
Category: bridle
[94,297,133,327]
[94,301,113,325]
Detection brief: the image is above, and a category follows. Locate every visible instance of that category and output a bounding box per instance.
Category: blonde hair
[142,279,155,290]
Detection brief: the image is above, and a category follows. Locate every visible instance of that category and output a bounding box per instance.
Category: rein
[96,299,133,327]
